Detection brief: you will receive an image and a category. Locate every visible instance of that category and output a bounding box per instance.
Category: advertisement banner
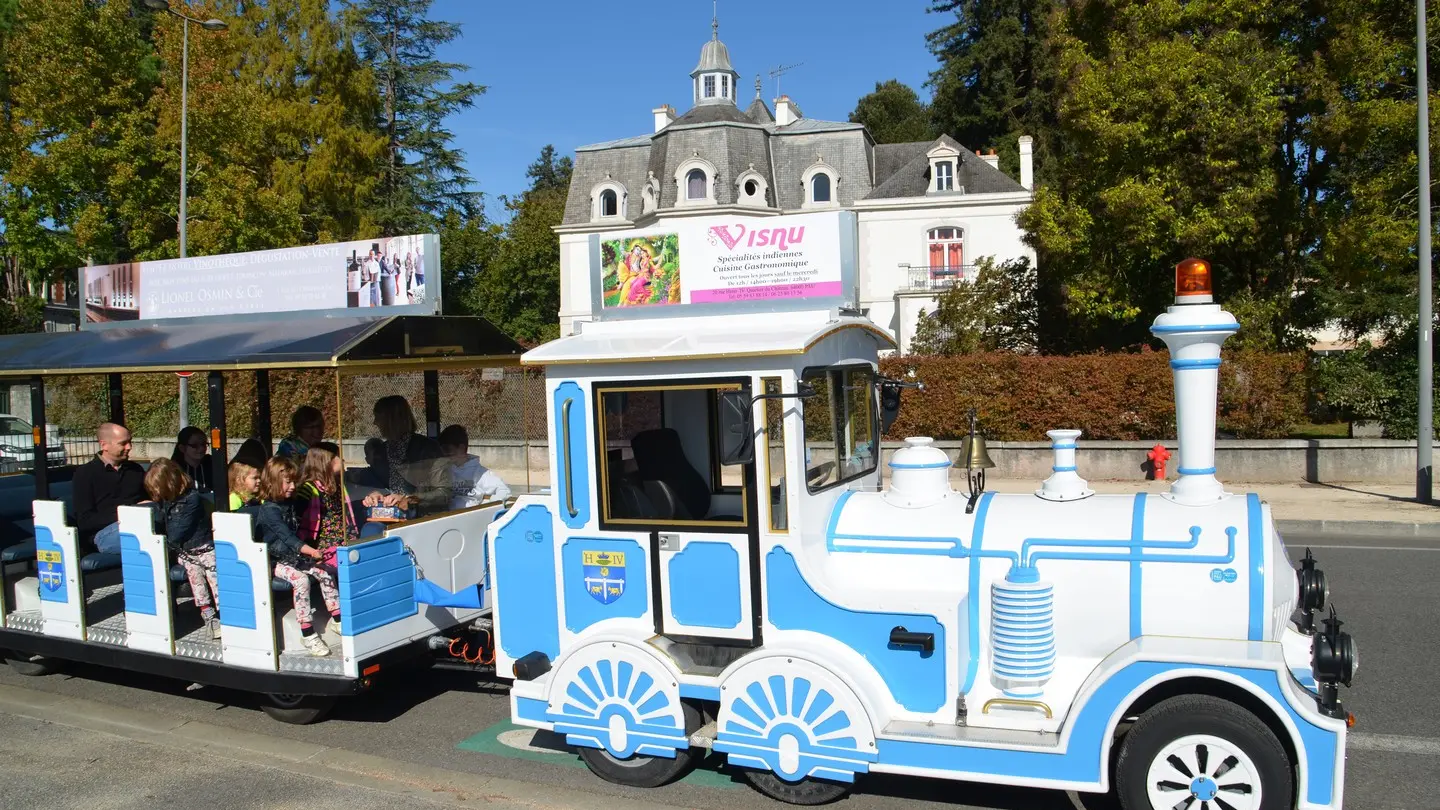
[591,211,854,318]
[80,234,439,328]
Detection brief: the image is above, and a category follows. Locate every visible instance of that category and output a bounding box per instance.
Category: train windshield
[802,365,878,492]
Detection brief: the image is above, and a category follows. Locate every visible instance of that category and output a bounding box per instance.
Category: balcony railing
[902,263,977,291]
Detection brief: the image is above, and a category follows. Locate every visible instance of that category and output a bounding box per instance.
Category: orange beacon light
[1175,257,1213,304]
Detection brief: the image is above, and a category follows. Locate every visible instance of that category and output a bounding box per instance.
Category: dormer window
[935,161,954,192]
[599,190,618,217]
[591,181,627,222]
[811,174,831,203]
[686,169,707,200]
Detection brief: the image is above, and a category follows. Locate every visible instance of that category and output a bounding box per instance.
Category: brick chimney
[981,148,999,170]
[774,95,802,127]
[1019,136,1034,190]
[653,104,676,133]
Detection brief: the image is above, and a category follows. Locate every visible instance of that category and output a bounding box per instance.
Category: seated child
[144,458,222,640]
[253,457,341,657]
[438,425,512,510]
[299,442,358,575]
[228,460,261,511]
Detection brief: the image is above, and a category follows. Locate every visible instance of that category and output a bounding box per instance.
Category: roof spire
[712,0,719,40]
[755,74,762,99]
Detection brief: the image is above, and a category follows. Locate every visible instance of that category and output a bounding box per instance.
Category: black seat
[79,552,122,573]
[629,428,740,521]
[171,562,290,592]
[1,540,36,563]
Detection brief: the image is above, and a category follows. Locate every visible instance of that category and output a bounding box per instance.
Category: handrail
[562,397,577,519]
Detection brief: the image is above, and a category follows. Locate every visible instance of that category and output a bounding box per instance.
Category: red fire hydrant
[1147,444,1171,480]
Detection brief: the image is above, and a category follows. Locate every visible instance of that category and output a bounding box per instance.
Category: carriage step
[688,721,718,748]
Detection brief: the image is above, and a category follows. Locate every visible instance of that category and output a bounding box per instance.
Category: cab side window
[597,382,749,527]
[802,366,878,493]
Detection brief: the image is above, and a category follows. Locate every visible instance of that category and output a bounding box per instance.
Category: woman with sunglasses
[171,425,214,493]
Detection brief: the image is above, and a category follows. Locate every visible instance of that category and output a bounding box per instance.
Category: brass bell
[958,408,994,514]
[958,409,995,470]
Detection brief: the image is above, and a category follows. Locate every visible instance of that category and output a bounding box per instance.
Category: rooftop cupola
[691,14,739,107]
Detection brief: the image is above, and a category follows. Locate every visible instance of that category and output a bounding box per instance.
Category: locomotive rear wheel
[259,693,337,725]
[577,700,704,788]
[1115,694,1291,810]
[739,770,855,806]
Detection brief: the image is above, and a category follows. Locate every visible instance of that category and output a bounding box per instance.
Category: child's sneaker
[302,634,331,657]
[327,617,342,637]
[206,616,222,640]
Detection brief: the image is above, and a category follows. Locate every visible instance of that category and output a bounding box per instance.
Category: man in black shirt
[70,423,145,554]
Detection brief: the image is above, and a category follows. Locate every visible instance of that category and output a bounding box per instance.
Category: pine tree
[849,80,934,144]
[342,0,485,234]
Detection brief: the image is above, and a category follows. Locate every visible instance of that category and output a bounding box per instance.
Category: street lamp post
[1420,0,1434,504]
[143,1,225,430]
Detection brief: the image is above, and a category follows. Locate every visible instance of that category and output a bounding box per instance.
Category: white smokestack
[1036,429,1094,501]
[1150,258,1239,505]
[653,104,676,133]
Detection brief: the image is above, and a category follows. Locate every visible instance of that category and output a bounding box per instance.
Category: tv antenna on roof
[768,62,803,99]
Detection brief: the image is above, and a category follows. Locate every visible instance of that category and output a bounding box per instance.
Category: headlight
[1312,608,1355,687]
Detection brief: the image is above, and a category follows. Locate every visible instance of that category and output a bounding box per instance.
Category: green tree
[342,0,485,234]
[849,80,935,144]
[910,256,1039,355]
[468,146,571,344]
[1015,0,1292,351]
[925,0,1056,176]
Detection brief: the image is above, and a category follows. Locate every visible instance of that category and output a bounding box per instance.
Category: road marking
[1349,733,1440,756]
[1284,544,1440,552]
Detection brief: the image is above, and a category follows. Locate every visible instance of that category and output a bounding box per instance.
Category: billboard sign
[589,211,856,319]
[80,233,439,329]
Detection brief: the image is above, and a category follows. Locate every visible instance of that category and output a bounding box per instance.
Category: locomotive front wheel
[577,700,704,788]
[739,770,854,806]
[3,650,56,676]
[1115,694,1291,810]
[260,693,337,725]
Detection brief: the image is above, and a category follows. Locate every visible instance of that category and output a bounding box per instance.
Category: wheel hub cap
[1190,775,1219,801]
[1146,733,1261,810]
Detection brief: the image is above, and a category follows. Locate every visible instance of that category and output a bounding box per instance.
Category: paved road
[0,532,1435,810]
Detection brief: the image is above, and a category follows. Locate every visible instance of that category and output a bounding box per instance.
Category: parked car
[0,414,68,473]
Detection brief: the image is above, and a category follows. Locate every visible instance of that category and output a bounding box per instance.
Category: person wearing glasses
[171,425,213,493]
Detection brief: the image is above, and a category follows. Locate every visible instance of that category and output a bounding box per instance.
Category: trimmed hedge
[880,349,1307,441]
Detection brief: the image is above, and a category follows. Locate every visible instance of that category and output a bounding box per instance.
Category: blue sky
[430,0,947,220]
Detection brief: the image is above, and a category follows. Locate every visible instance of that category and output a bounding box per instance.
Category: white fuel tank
[824,488,1284,679]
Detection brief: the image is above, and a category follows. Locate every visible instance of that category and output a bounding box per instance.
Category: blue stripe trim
[679,683,722,701]
[1170,358,1222,370]
[1247,493,1265,641]
[1130,493,1145,639]
[515,696,549,723]
[887,461,952,469]
[961,491,995,694]
[825,490,854,542]
[1051,465,1076,473]
[1151,323,1240,334]
[1050,443,1077,450]
[1178,466,1217,475]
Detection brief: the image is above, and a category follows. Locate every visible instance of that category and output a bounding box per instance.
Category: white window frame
[704,75,716,98]
[927,143,962,195]
[800,161,840,210]
[590,181,628,221]
[641,176,660,214]
[674,157,719,207]
[924,224,967,281]
[734,169,770,208]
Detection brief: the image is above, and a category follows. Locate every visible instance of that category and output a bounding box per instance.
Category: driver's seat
[630,428,740,521]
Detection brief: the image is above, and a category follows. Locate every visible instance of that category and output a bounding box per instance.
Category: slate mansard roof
[559,27,1026,227]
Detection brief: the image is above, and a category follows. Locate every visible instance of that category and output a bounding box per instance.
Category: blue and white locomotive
[487,257,1356,809]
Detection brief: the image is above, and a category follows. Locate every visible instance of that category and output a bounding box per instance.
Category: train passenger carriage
[0,311,523,723]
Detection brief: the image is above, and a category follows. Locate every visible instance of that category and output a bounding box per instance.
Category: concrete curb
[0,684,691,810]
[1275,519,1440,539]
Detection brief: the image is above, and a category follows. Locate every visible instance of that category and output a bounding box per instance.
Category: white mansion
[553,22,1036,354]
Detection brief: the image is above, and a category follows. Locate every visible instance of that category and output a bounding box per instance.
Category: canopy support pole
[254,369,272,452]
[30,376,48,501]
[423,370,440,440]
[107,373,124,425]
[208,371,230,511]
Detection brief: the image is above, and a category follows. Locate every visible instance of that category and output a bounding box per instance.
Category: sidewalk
[982,478,1440,537]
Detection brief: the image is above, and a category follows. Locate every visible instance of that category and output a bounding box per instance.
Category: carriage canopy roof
[0,314,524,377]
